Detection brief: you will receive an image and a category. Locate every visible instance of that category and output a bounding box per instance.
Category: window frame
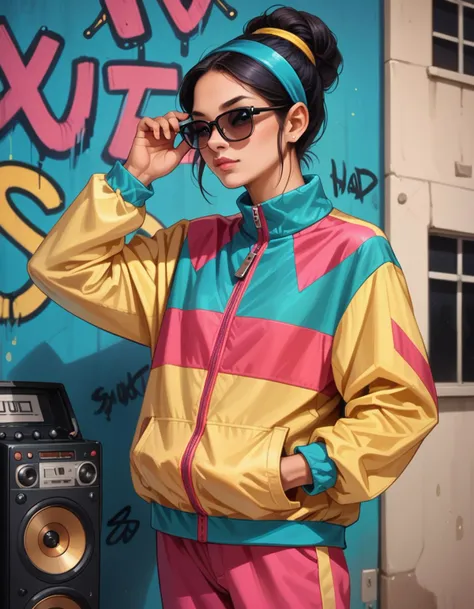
[429,232,474,397]
[432,0,474,76]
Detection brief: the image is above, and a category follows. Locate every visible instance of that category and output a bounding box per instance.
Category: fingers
[163,111,189,138]
[167,115,180,134]
[164,110,190,121]
[156,117,171,140]
[138,117,161,141]
[136,111,190,141]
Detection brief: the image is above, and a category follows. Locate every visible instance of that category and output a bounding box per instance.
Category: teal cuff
[294,442,337,496]
[105,161,154,207]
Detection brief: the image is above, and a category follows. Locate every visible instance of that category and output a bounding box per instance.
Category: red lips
[214,157,237,167]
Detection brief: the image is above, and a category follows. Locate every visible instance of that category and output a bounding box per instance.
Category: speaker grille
[31,594,83,609]
[23,506,87,575]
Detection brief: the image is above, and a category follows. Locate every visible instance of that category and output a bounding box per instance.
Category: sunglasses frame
[179,105,289,149]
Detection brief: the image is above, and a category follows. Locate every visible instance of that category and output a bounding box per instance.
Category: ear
[284,103,309,143]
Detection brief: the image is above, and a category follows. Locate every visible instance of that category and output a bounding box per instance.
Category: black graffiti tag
[106,505,140,545]
[330,159,379,204]
[91,365,149,421]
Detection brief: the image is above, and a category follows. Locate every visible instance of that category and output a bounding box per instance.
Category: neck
[244,151,305,206]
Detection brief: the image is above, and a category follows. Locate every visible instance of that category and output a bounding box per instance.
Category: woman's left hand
[280,454,313,491]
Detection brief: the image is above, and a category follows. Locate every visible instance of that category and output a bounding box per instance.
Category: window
[429,235,474,393]
[433,0,474,76]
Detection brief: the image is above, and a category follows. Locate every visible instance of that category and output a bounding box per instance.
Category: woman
[29,6,438,609]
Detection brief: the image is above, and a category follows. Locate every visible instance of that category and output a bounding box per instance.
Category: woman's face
[191,70,287,191]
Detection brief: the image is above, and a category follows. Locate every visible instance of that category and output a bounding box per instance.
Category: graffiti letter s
[0,162,64,323]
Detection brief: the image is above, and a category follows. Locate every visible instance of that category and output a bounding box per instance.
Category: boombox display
[0,381,101,609]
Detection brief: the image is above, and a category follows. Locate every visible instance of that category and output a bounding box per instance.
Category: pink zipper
[180,205,269,542]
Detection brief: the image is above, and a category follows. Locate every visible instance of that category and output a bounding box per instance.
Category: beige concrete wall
[383,0,474,607]
[381,398,474,609]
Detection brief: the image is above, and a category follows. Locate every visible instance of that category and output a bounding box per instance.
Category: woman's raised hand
[124,111,192,186]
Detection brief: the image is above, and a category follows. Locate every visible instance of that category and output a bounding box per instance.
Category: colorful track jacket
[29,162,438,548]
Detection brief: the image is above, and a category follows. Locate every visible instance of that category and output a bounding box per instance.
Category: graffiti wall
[0,1,383,607]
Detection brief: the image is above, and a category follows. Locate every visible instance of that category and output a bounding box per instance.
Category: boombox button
[91,450,97,457]
[14,452,22,461]
[32,430,41,440]
[18,588,28,597]
[27,452,33,459]
[0,432,6,440]
[88,491,97,502]
[49,429,58,439]
[14,432,23,441]
[16,493,27,505]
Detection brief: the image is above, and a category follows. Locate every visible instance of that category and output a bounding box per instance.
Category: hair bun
[245,6,342,91]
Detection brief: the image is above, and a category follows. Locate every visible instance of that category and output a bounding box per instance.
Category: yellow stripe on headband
[253,27,316,66]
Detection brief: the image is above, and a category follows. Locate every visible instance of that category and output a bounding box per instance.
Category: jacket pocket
[130,417,193,509]
[192,422,301,519]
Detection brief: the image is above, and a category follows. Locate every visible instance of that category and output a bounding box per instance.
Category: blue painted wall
[0,1,382,607]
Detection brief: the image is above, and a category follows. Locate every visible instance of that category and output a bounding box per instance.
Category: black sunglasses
[179,105,288,150]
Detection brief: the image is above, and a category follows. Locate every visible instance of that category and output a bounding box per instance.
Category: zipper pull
[235,251,257,279]
[252,206,262,229]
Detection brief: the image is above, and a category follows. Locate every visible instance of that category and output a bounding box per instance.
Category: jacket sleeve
[296,252,438,503]
[28,162,189,349]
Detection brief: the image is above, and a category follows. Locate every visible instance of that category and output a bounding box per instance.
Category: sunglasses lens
[181,108,254,148]
[218,108,253,141]
[181,121,211,149]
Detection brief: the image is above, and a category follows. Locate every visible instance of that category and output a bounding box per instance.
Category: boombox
[0,381,101,609]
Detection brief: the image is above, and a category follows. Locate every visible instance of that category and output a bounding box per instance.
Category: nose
[206,124,228,151]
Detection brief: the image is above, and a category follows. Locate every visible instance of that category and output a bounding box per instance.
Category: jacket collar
[236,174,333,240]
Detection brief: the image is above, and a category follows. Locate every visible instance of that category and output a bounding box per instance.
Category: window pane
[429,235,457,273]
[464,44,474,76]
[462,283,474,382]
[463,240,474,275]
[429,279,457,382]
[433,0,459,37]
[465,6,474,42]
[433,37,459,72]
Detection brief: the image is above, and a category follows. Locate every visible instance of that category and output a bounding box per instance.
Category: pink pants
[156,532,350,609]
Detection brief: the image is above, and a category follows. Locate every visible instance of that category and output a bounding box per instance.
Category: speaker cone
[25,587,90,609]
[24,506,86,574]
[32,596,82,609]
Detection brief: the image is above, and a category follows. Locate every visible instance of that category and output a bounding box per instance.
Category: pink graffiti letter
[0,23,97,154]
[103,0,146,41]
[160,0,212,34]
[105,63,180,161]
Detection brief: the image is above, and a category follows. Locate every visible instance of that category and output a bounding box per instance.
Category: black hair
[178,6,343,199]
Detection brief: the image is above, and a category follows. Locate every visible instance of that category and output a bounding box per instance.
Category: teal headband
[205,39,307,106]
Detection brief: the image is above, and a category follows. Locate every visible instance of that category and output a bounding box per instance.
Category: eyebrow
[192,95,255,117]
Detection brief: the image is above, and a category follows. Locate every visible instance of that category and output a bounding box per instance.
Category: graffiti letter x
[0,19,98,158]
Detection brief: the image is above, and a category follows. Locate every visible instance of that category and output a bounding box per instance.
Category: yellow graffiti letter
[0,162,63,322]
